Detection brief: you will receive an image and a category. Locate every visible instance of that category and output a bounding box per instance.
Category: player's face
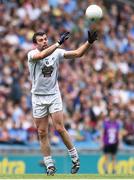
[36,34,48,50]
[109,111,116,120]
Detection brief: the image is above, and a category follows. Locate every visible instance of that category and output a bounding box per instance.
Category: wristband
[56,42,60,47]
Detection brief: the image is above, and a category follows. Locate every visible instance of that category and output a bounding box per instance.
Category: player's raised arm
[32,32,70,61]
[64,30,97,59]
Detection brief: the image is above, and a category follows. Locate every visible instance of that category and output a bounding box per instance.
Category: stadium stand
[0,0,134,151]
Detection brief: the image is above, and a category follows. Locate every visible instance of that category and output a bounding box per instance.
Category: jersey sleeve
[27,49,38,62]
[56,48,66,61]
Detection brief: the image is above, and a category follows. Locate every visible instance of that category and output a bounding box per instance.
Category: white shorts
[32,93,63,118]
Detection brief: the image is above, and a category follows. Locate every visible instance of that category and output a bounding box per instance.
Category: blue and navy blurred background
[0,0,134,174]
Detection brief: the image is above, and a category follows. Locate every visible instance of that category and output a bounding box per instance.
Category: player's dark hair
[32,32,46,44]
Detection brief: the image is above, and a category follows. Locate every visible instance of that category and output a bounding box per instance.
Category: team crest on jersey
[46,61,49,65]
[43,57,55,66]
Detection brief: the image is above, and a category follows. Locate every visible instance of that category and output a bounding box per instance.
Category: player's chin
[42,45,48,49]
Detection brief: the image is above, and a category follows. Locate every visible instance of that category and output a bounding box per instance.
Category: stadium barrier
[0,151,134,174]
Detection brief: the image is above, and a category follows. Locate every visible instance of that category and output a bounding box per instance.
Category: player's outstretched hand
[58,32,70,45]
[88,30,98,44]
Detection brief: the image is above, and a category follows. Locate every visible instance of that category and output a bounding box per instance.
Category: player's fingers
[65,32,70,36]
[63,32,70,37]
[93,31,98,40]
[93,31,97,35]
[65,32,70,40]
[88,30,91,37]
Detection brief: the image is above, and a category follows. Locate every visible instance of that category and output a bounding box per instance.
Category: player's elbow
[75,53,84,58]
[74,51,83,58]
[32,53,43,60]
[38,53,45,59]
[75,49,86,57]
[79,52,85,57]
[34,52,49,60]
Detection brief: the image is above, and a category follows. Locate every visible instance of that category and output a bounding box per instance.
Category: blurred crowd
[0,0,134,149]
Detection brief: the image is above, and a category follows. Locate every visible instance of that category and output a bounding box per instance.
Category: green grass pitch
[0,174,134,179]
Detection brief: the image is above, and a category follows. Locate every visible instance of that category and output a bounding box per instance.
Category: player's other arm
[64,31,97,59]
[32,32,70,60]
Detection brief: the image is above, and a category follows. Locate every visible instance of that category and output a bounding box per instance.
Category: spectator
[123,112,134,145]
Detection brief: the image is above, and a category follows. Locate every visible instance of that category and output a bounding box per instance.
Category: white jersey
[27,48,65,95]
